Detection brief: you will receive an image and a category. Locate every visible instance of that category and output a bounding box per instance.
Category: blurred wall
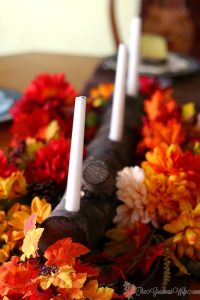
[0,0,133,56]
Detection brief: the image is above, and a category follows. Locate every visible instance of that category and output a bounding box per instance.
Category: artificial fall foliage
[0,215,114,300]
[115,86,200,276]
[0,73,199,299]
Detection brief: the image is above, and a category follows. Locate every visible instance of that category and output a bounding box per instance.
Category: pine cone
[27,180,62,208]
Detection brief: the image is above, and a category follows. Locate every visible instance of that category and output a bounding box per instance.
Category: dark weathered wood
[39,96,143,252]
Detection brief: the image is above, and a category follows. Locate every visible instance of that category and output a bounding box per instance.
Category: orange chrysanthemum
[164,203,200,261]
[87,83,114,108]
[138,119,185,151]
[142,144,197,225]
[144,89,180,124]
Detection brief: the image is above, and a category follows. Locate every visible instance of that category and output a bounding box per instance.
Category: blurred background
[0,0,199,58]
[0,0,133,56]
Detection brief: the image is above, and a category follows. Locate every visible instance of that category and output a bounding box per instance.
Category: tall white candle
[133,0,142,17]
[126,17,141,97]
[109,43,128,142]
[64,96,86,212]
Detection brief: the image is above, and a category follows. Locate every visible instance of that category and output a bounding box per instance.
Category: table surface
[0,52,199,299]
[0,52,101,149]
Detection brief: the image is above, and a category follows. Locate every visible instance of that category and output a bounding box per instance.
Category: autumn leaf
[21,227,44,261]
[139,243,164,274]
[44,237,89,267]
[57,272,87,299]
[83,280,114,300]
[24,213,37,235]
[39,265,73,290]
[0,256,41,299]
[74,260,99,277]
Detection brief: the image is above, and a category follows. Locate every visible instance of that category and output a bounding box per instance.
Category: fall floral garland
[0,73,199,299]
[113,87,200,279]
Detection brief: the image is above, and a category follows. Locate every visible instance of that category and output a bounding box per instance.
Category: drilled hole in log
[83,161,109,185]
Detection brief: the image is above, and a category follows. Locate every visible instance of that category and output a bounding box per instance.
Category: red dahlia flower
[11,73,77,116]
[10,108,51,140]
[25,137,71,186]
[10,74,77,137]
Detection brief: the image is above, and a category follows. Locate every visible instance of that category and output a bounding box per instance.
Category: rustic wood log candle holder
[39,96,143,252]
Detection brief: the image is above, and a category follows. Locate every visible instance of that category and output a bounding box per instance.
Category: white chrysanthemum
[114,166,150,227]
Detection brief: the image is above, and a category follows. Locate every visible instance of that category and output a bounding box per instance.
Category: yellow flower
[164,203,200,260]
[88,83,114,108]
[44,120,60,142]
[0,203,30,263]
[8,204,31,242]
[26,138,44,160]
[0,211,7,234]
[31,196,52,224]
[181,102,196,122]
[0,245,10,263]
[0,172,27,200]
[193,141,200,155]
[0,197,51,263]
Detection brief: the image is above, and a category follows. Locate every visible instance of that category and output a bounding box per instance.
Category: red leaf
[139,243,164,275]
[74,260,99,277]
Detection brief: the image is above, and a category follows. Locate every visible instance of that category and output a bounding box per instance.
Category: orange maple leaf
[82,280,114,300]
[57,272,87,299]
[44,237,89,267]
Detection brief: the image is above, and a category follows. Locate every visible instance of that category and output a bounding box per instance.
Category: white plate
[103,53,200,77]
[0,88,21,123]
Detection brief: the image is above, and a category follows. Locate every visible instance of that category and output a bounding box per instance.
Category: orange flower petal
[185,228,197,245]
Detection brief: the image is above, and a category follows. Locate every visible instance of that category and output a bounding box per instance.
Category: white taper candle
[126,17,141,97]
[64,96,86,212]
[133,0,142,17]
[109,43,128,142]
